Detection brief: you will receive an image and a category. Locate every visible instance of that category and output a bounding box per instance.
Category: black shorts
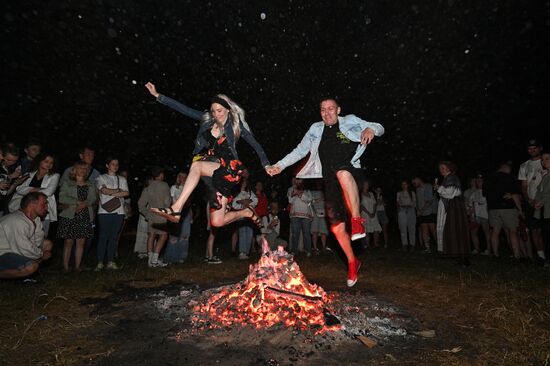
[417,214,436,224]
[323,166,364,226]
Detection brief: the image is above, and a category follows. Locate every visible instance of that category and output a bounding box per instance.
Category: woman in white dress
[360,180,382,247]
[396,180,417,249]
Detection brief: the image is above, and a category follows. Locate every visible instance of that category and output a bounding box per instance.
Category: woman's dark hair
[439,160,457,174]
[30,153,57,174]
[104,156,118,168]
[401,180,413,201]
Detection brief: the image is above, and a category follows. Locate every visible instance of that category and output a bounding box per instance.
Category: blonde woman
[145,82,270,229]
[57,161,97,272]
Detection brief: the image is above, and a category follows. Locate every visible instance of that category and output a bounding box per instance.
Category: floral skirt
[194,153,244,210]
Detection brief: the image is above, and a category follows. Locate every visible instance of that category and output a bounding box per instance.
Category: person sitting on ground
[0,192,53,279]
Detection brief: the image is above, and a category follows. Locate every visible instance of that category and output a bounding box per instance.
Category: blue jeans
[290,217,312,253]
[238,220,254,255]
[165,211,192,263]
[97,213,124,263]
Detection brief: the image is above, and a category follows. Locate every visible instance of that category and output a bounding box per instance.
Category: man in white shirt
[518,139,546,263]
[0,192,52,279]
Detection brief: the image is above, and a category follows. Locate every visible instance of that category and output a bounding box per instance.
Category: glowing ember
[192,240,340,331]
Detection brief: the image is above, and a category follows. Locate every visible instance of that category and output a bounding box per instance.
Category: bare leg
[491,227,501,257]
[170,161,220,212]
[320,234,327,250]
[481,221,492,255]
[231,230,238,254]
[146,232,156,253]
[154,233,168,254]
[75,238,85,270]
[428,223,437,243]
[210,196,256,227]
[374,232,380,247]
[312,232,319,250]
[206,229,216,258]
[508,229,521,258]
[471,227,481,252]
[63,239,74,271]
[330,222,355,262]
[532,229,545,258]
[335,170,361,218]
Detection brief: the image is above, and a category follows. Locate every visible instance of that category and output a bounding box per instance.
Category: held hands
[360,128,375,145]
[265,165,282,176]
[145,82,159,98]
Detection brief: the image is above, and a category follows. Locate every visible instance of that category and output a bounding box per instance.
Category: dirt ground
[1,229,549,365]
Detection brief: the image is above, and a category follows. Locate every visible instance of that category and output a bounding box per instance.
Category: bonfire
[192,239,339,331]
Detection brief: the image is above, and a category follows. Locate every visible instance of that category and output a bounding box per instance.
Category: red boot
[347,258,362,287]
[351,217,366,241]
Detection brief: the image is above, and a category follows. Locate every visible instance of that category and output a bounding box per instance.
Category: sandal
[150,207,182,223]
[245,206,263,229]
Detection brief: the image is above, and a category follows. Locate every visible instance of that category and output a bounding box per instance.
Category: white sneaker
[238,253,249,260]
[94,263,104,272]
[137,253,148,259]
[149,259,168,268]
[106,262,119,270]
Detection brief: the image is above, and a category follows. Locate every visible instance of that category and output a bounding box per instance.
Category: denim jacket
[157,94,270,167]
[276,115,384,179]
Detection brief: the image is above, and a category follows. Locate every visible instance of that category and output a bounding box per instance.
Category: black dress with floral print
[194,129,244,210]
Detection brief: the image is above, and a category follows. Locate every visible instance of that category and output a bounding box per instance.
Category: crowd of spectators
[1,138,549,281]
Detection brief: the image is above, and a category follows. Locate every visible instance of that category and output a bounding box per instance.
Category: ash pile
[152,243,420,350]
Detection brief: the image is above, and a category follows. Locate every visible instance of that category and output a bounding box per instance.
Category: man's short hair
[319,97,340,107]
[20,192,47,209]
[151,166,164,179]
[25,140,41,149]
[77,146,94,155]
[2,144,20,157]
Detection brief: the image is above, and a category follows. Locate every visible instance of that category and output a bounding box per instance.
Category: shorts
[0,253,35,271]
[488,209,519,231]
[417,214,436,225]
[311,215,329,235]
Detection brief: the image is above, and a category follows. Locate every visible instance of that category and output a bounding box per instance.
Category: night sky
[2,1,549,190]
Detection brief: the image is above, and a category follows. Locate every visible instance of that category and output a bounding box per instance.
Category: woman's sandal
[150,207,182,223]
[245,206,263,228]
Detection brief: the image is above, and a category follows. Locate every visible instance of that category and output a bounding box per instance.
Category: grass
[1,227,549,365]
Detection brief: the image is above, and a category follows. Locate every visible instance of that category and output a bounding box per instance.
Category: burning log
[265,286,323,302]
